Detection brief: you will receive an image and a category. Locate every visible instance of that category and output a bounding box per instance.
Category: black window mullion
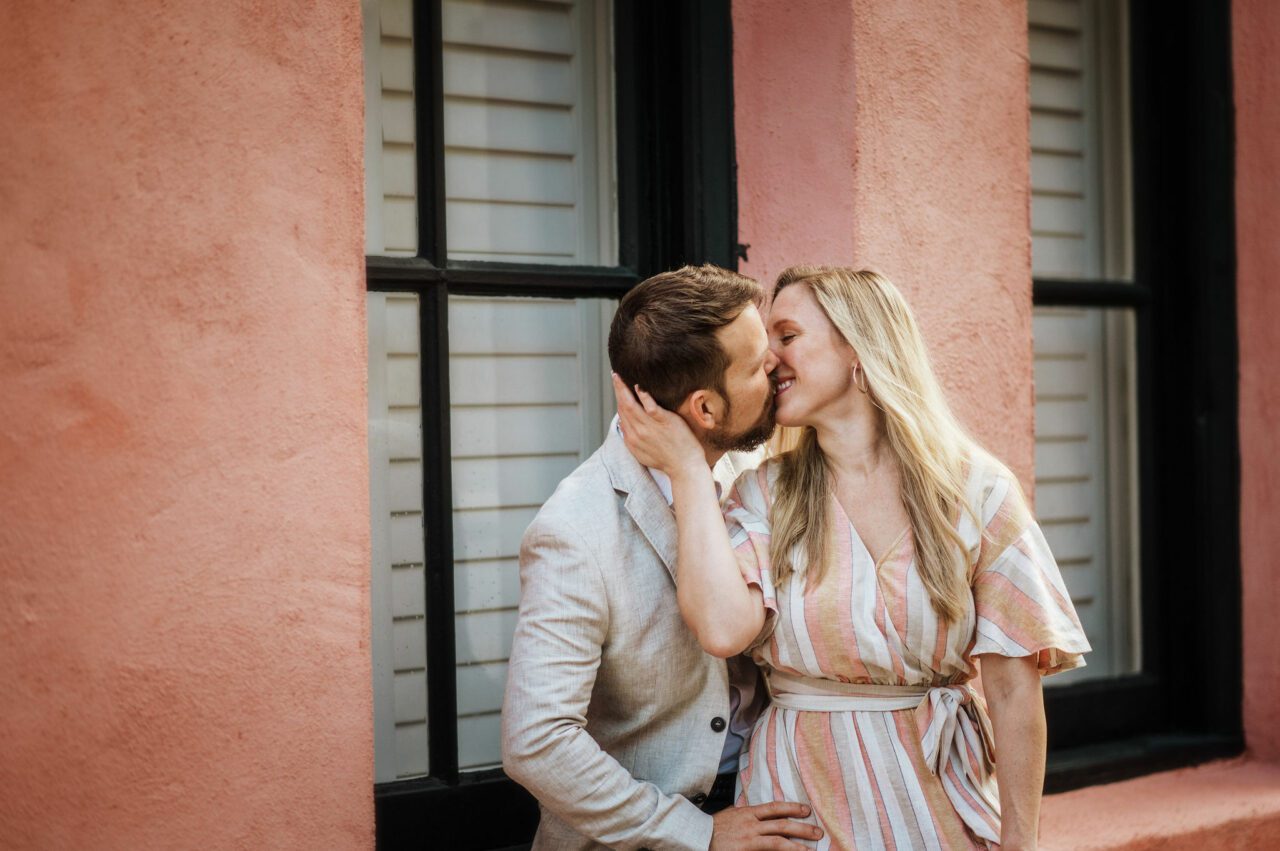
[419,281,459,784]
[443,263,639,299]
[1032,277,1150,307]
[412,0,457,784]
[414,0,446,266]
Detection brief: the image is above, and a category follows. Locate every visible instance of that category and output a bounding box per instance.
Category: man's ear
[680,388,722,431]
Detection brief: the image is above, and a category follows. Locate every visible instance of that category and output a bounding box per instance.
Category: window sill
[1040,756,1280,849]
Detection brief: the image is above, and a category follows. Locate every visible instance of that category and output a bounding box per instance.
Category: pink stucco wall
[734,0,1034,482]
[0,3,372,848]
[1235,0,1280,763]
[1041,758,1280,849]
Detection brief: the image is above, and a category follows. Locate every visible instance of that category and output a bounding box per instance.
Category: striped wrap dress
[726,455,1091,850]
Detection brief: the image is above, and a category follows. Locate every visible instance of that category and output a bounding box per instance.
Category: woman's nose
[764,349,780,374]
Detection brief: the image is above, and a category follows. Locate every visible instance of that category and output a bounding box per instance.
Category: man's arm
[501,524,714,851]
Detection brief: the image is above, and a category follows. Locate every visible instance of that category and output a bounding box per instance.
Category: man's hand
[710,802,823,850]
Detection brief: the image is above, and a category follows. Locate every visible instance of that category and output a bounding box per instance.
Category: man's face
[707,304,779,452]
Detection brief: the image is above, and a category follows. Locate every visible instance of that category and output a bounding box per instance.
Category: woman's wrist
[668,463,715,491]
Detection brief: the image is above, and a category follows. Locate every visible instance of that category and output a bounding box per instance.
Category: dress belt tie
[767,671,1001,844]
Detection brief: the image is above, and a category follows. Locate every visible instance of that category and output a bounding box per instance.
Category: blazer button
[711,716,726,732]
[691,792,708,805]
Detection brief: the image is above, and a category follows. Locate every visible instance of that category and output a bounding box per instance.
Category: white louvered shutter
[368,292,430,781]
[364,0,430,783]
[443,0,616,770]
[365,0,618,780]
[1029,0,1137,684]
[364,0,418,256]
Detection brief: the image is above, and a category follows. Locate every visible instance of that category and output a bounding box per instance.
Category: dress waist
[767,671,935,712]
[766,670,1002,845]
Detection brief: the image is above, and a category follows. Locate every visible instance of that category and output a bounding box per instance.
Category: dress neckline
[829,489,911,569]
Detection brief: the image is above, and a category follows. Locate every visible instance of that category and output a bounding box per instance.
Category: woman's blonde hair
[769,266,984,623]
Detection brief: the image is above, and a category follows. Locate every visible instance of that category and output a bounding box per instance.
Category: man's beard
[708,392,777,452]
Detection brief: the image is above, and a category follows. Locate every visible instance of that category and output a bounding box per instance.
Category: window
[1030,0,1241,788]
[1029,0,1138,685]
[363,1,738,845]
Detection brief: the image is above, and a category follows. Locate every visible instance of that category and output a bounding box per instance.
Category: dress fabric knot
[768,672,1002,845]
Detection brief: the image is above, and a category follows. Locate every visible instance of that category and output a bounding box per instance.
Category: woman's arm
[612,376,765,657]
[980,653,1046,851]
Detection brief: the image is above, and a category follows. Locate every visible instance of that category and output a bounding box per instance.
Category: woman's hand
[611,373,705,475]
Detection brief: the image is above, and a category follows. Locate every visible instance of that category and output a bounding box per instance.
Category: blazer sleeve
[502,522,714,851]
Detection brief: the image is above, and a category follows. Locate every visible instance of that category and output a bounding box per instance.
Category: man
[502,266,822,850]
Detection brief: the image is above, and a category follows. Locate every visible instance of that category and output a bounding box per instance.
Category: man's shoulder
[523,446,622,542]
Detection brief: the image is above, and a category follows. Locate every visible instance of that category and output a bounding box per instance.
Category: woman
[614,266,1090,850]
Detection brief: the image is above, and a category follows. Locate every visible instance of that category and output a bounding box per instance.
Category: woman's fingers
[611,372,638,412]
[634,385,661,416]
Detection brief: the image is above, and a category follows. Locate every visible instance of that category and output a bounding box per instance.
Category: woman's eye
[780,333,796,344]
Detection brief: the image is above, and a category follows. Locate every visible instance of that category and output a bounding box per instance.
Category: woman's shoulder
[728,455,783,513]
[963,448,1032,528]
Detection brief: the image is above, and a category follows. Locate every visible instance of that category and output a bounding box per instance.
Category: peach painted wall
[733,0,1035,483]
[1235,0,1280,763]
[0,2,372,849]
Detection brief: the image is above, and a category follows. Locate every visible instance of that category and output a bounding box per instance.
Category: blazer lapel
[625,490,679,582]
[601,430,679,582]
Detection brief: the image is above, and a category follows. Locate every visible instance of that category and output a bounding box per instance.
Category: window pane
[363,0,418,256]
[1029,0,1131,280]
[1034,307,1140,684]
[450,294,617,770]
[442,0,617,264]
[368,292,429,780]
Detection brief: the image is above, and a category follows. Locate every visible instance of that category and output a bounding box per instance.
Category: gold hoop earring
[853,363,869,394]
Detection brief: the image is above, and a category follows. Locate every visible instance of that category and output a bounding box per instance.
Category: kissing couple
[503,264,1090,850]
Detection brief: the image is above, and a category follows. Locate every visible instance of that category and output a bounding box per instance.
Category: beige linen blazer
[502,429,755,851]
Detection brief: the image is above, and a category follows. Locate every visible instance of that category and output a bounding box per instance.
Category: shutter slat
[454,560,521,613]
[451,454,580,510]
[449,298,581,354]
[1031,152,1085,196]
[453,506,540,562]
[1030,69,1084,113]
[455,609,519,664]
[1029,0,1082,29]
[443,46,573,106]
[394,670,429,723]
[446,199,578,256]
[456,662,509,715]
[444,100,575,156]
[1029,28,1082,72]
[447,149,577,205]
[457,715,502,771]
[443,0,573,55]
[450,405,582,457]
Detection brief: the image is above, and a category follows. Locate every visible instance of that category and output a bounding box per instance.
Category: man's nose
[764,349,780,374]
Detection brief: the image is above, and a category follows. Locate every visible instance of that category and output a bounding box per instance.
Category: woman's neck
[811,401,891,482]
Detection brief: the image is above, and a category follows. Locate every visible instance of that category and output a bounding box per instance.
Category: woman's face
[767,284,858,427]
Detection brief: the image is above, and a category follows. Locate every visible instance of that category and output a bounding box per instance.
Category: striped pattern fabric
[726,456,1090,849]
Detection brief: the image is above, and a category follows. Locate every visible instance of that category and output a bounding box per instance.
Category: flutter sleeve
[969,463,1092,676]
[723,464,779,647]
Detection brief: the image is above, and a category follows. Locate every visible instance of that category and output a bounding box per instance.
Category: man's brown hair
[607,264,763,411]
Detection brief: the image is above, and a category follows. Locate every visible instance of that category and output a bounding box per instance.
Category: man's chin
[709,418,776,453]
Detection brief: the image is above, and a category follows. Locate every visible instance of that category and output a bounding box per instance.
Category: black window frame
[367,2,740,848]
[1039,0,1242,791]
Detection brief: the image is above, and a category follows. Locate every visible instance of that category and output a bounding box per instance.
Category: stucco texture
[734,0,1034,483]
[0,2,372,848]
[1041,759,1280,850]
[1235,0,1280,763]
